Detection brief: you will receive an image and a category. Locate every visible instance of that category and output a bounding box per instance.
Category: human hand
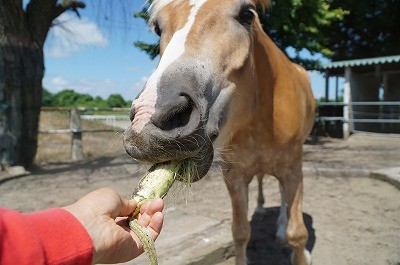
[63,188,164,264]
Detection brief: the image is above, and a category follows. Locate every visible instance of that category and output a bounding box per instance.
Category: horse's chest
[222,135,276,174]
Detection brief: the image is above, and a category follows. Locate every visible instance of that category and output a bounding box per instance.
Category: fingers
[137,198,164,223]
[136,198,164,240]
[147,211,164,240]
[118,197,137,217]
[140,198,164,216]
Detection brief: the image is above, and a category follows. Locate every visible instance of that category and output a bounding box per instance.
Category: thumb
[117,197,137,217]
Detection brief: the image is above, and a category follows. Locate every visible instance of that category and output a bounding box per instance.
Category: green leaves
[133,0,399,70]
[41,88,131,108]
[133,41,159,60]
[321,0,400,61]
[259,0,348,69]
[107,94,128,108]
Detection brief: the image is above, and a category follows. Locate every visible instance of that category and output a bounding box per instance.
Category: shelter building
[322,55,400,138]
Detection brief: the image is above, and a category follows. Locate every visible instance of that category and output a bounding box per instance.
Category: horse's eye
[154,22,162,36]
[239,9,255,26]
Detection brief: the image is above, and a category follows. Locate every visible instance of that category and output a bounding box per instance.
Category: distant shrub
[42,88,130,108]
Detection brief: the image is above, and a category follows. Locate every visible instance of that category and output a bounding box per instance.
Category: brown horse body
[124,1,315,264]
[220,18,315,265]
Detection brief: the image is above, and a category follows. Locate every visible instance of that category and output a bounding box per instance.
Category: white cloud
[43,76,69,92]
[43,76,114,97]
[45,13,108,58]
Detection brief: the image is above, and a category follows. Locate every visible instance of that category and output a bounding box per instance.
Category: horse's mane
[148,0,180,27]
[148,0,271,29]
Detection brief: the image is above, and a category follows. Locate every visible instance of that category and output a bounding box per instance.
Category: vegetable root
[129,161,183,265]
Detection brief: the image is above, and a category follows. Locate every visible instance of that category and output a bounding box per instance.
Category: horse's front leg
[223,168,251,265]
[277,163,311,265]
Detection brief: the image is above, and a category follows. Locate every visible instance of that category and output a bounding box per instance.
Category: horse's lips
[175,143,214,182]
[124,136,214,182]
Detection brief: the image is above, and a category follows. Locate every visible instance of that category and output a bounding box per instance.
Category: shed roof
[323,55,400,76]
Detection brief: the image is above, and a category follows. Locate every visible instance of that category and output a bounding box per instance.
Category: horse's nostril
[152,95,194,131]
[209,131,219,141]
[129,107,136,122]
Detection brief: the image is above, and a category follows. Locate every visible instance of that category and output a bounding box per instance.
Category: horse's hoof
[290,249,312,265]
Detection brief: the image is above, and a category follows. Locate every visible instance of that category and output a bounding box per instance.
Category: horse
[123,0,315,264]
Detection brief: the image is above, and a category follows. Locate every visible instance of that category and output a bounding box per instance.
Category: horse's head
[124,0,268,180]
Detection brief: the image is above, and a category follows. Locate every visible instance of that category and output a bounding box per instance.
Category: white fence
[317,101,400,136]
[80,115,130,129]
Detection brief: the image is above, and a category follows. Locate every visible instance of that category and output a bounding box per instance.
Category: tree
[42,88,54,106]
[259,0,348,69]
[133,0,348,70]
[41,89,129,108]
[107,94,127,108]
[135,0,400,67]
[0,0,85,168]
[52,89,96,107]
[86,96,109,108]
[132,4,160,60]
[322,0,400,61]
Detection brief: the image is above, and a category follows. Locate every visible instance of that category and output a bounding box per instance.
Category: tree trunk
[0,0,84,168]
[0,2,44,168]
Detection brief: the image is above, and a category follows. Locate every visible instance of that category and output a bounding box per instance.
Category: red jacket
[0,207,93,265]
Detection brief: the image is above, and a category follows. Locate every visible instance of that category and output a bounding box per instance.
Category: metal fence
[316,101,400,136]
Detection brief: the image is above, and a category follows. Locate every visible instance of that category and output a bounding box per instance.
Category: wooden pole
[335,76,339,102]
[70,108,83,161]
[343,67,352,139]
[325,70,330,102]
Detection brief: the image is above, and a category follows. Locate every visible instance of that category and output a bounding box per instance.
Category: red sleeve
[0,207,93,265]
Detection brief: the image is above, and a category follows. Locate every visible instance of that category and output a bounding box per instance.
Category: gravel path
[1,133,399,265]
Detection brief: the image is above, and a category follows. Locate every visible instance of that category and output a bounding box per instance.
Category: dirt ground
[1,133,400,265]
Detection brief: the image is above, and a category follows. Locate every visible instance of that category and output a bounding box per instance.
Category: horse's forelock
[147,0,184,27]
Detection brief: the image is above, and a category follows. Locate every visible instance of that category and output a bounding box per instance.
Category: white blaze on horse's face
[131,0,209,133]
[124,0,260,178]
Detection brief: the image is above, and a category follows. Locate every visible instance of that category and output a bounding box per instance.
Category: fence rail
[40,107,130,160]
[318,117,400,123]
[41,106,131,111]
[40,102,399,159]
[316,101,400,136]
[317,101,400,106]
[39,128,126,134]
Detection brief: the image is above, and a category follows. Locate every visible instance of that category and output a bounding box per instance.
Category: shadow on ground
[247,207,315,265]
[0,155,137,185]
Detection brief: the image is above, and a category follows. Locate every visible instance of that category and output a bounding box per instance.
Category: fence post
[70,108,83,161]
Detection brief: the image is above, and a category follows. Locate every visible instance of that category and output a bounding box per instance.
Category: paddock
[1,133,399,265]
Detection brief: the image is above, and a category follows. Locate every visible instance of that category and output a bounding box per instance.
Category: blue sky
[43,1,342,102]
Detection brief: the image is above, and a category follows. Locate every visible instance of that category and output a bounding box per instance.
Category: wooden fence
[39,107,130,161]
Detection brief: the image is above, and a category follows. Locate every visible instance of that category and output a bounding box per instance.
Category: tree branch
[53,0,86,20]
[25,0,57,45]
[24,0,85,46]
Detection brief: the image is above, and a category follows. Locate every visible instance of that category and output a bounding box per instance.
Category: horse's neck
[251,21,315,143]
[253,20,291,102]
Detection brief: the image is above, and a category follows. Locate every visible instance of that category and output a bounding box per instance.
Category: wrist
[63,204,101,263]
